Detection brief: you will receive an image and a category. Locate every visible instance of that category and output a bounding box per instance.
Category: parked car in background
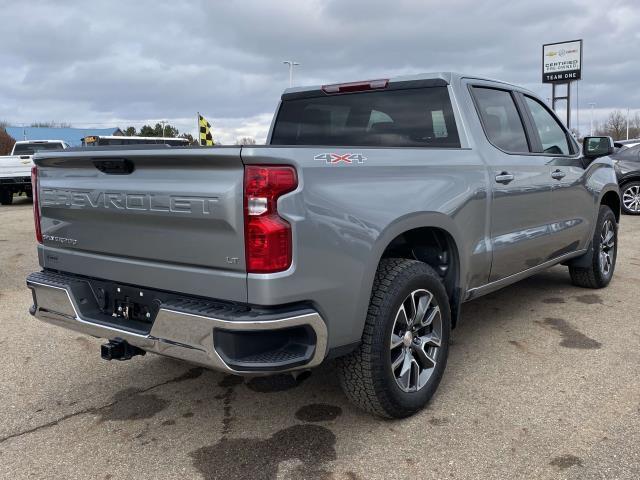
[612,143,640,214]
[0,140,69,205]
[615,139,640,149]
[614,139,640,155]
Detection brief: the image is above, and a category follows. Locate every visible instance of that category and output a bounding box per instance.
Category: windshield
[13,142,65,155]
[271,86,460,148]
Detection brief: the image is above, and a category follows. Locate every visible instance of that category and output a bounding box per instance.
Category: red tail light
[321,79,388,94]
[31,166,42,243]
[244,165,297,273]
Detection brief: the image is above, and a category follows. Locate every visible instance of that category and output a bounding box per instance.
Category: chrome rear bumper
[27,271,327,374]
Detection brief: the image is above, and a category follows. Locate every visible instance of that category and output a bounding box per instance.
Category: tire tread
[337,258,448,418]
[569,205,617,289]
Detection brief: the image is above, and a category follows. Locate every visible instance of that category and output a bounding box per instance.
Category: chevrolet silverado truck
[0,140,69,204]
[26,73,620,418]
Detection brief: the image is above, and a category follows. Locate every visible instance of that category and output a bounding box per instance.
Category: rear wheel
[621,182,640,215]
[0,189,13,205]
[337,258,451,418]
[569,205,617,288]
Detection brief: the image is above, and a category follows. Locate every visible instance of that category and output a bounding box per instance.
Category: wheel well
[620,176,640,189]
[381,227,461,327]
[601,190,621,222]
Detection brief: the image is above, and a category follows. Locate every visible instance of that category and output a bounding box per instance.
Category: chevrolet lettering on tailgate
[41,188,219,215]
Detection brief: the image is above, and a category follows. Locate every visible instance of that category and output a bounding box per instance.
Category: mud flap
[563,241,594,269]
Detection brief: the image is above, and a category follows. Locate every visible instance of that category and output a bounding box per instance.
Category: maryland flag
[198,113,214,146]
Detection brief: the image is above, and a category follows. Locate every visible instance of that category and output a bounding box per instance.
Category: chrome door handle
[551,169,566,180]
[495,172,514,184]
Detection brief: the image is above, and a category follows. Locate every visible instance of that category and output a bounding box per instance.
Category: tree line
[594,110,640,141]
[123,123,197,144]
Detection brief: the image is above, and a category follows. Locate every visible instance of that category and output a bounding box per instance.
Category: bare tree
[595,110,627,140]
[235,137,257,145]
[594,110,640,140]
[630,113,640,139]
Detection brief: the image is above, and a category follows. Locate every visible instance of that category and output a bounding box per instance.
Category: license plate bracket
[107,284,159,323]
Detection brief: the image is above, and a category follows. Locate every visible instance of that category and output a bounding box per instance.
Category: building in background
[4,127,123,147]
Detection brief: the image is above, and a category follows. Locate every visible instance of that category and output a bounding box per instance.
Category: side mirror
[583,136,614,158]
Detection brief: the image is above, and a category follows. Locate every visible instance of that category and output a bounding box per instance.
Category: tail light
[321,79,388,94]
[31,166,42,243]
[244,165,297,273]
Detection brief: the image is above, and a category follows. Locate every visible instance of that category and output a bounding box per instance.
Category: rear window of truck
[271,87,460,148]
[13,142,64,155]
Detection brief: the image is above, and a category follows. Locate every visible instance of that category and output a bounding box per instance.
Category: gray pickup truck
[26,73,620,418]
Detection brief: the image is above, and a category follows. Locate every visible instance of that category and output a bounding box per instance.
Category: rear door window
[471,87,530,153]
[271,86,460,148]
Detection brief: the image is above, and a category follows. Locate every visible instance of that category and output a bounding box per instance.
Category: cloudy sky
[1,0,638,143]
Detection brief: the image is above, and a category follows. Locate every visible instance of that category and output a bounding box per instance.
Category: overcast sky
[1,0,638,143]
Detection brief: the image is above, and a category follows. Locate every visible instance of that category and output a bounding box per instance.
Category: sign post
[542,39,583,130]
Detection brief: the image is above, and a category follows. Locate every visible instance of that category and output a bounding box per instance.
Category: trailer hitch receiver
[101,338,146,361]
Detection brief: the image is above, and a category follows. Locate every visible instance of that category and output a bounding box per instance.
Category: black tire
[621,181,640,215]
[337,258,451,418]
[569,205,618,288]
[0,189,13,205]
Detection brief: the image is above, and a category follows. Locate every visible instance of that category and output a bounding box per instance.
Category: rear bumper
[26,270,328,374]
[0,176,31,186]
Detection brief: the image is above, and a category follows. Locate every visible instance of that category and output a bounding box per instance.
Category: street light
[588,102,596,136]
[627,107,630,140]
[283,60,300,88]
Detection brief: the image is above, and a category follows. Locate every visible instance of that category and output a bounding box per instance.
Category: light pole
[160,120,168,138]
[627,107,630,140]
[588,102,596,136]
[283,60,300,88]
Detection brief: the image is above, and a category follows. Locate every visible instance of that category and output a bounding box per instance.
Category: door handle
[551,169,566,180]
[495,172,515,184]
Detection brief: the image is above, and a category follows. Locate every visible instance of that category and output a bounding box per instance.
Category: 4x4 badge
[314,153,366,165]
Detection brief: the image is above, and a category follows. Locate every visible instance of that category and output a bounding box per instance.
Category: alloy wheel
[390,289,442,393]
[622,185,640,213]
[599,219,615,277]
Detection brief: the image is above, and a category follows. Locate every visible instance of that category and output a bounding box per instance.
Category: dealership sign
[542,40,582,83]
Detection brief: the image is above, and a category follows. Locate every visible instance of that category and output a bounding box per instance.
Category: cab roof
[282,72,535,98]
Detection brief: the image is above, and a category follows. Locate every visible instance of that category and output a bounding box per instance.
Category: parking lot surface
[1,196,639,480]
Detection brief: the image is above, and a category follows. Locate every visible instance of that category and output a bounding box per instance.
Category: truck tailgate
[34,147,247,302]
[0,155,33,177]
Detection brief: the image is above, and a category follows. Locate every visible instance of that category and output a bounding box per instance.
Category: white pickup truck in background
[0,140,69,205]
